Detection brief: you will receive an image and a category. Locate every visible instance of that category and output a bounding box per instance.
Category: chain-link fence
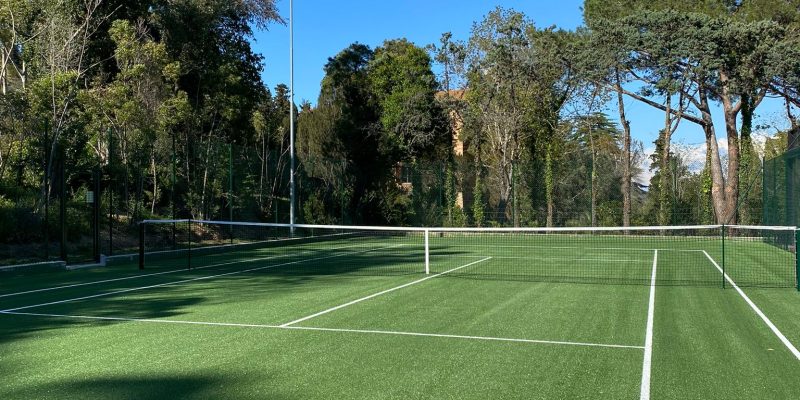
[763,147,800,227]
[1,125,789,267]
[0,129,102,266]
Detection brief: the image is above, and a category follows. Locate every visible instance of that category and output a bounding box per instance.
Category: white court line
[640,250,657,400]
[1,244,404,313]
[0,310,282,328]
[702,251,800,361]
[280,257,493,327]
[436,245,704,253]
[0,242,385,299]
[0,310,643,350]
[431,255,646,262]
[283,325,644,349]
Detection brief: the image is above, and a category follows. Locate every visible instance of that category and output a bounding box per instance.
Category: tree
[587,9,786,223]
[0,0,41,95]
[585,0,800,225]
[571,113,622,226]
[464,8,536,226]
[299,43,392,223]
[370,39,450,161]
[82,19,188,218]
[524,28,581,227]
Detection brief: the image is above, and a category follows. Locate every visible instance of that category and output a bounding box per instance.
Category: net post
[424,229,430,275]
[721,225,726,289]
[138,221,145,270]
[795,229,799,292]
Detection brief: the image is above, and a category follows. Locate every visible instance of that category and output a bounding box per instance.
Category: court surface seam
[0,310,644,350]
[701,251,800,361]
[0,244,405,313]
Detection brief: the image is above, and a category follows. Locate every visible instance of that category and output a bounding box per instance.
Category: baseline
[0,310,643,350]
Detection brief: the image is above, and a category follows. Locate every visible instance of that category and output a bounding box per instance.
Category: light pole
[289,0,296,232]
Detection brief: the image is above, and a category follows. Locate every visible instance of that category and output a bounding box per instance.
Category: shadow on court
[0,246,465,345]
[2,374,295,400]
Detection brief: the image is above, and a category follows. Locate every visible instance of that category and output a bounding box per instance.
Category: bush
[0,195,50,243]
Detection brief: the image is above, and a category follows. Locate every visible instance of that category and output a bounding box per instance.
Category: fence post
[229,143,234,244]
[138,221,145,270]
[796,229,799,292]
[424,229,430,275]
[43,120,50,260]
[721,225,726,289]
[59,145,67,262]
[187,219,193,270]
[93,167,101,263]
[171,134,177,250]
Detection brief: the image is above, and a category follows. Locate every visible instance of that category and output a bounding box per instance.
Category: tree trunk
[150,151,157,214]
[259,131,266,210]
[545,145,554,228]
[615,78,632,227]
[698,90,727,223]
[0,40,9,95]
[512,159,519,227]
[721,113,740,225]
[20,59,25,90]
[738,95,756,224]
[589,127,597,227]
[658,96,673,226]
[200,135,212,220]
[184,131,192,217]
[134,167,142,223]
[1,56,6,95]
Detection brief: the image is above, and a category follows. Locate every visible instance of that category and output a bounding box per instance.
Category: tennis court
[1,221,800,399]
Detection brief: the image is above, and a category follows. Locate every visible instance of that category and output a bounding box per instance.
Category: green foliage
[0,0,283,258]
[2,0,800,263]
[443,160,466,227]
[583,3,797,223]
[472,173,486,228]
[302,192,335,225]
[370,39,450,160]
[297,38,448,224]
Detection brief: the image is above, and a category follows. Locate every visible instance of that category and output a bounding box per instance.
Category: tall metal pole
[44,120,50,260]
[229,143,234,244]
[289,0,296,232]
[108,127,113,255]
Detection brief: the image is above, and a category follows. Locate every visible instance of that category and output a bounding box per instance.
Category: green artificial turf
[1,233,799,399]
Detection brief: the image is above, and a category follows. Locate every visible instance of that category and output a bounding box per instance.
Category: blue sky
[251,0,792,180]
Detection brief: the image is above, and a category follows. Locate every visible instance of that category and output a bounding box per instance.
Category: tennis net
[138,220,799,288]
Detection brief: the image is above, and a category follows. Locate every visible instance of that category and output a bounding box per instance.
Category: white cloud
[635,147,655,186]
[636,138,722,186]
[633,131,776,187]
